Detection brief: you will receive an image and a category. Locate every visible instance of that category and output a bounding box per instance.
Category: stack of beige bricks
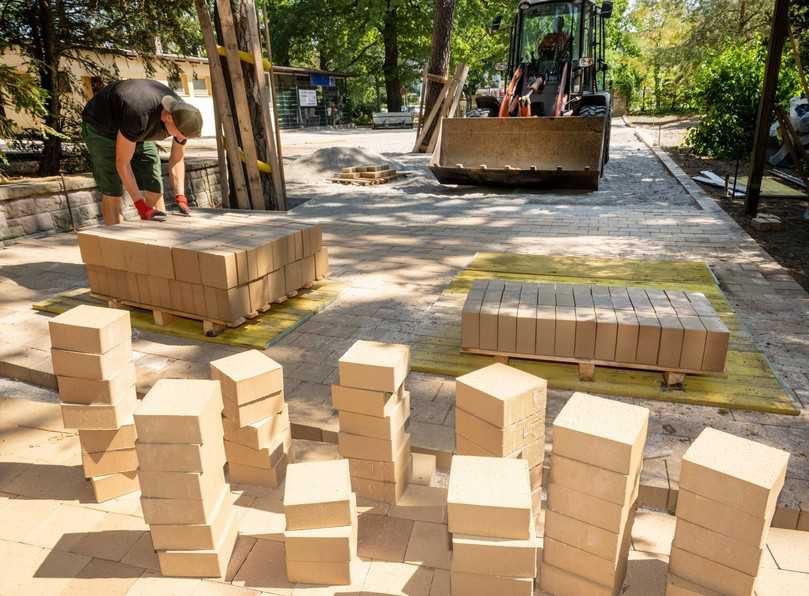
[283,459,360,584]
[667,428,790,596]
[210,349,291,487]
[461,280,730,372]
[77,213,329,325]
[447,455,538,595]
[541,392,650,596]
[134,379,238,577]
[49,305,139,502]
[454,363,546,508]
[334,340,412,504]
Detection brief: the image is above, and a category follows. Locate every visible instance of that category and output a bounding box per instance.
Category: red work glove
[175,194,191,216]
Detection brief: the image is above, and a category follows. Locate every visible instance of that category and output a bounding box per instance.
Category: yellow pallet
[33,280,345,350]
[411,253,798,415]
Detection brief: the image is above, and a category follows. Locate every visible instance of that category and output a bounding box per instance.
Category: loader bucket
[429,116,607,190]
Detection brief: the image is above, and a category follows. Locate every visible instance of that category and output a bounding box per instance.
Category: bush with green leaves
[686,38,800,160]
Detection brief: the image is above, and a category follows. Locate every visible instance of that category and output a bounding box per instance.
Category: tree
[0,0,203,175]
[423,0,455,123]
[0,65,54,169]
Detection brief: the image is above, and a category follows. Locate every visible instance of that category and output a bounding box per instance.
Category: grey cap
[162,95,203,139]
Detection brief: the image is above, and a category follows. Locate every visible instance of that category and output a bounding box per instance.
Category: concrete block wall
[0,158,223,242]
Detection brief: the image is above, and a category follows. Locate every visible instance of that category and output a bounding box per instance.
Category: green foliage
[686,38,800,159]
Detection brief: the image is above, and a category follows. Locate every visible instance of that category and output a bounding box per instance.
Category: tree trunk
[421,0,455,149]
[382,1,402,112]
[34,0,62,176]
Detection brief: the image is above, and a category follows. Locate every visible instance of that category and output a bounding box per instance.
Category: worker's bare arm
[115,132,144,201]
[168,139,186,196]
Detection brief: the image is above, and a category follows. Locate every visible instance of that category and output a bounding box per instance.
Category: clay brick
[678,317,707,371]
[81,447,138,478]
[668,546,756,596]
[349,436,411,482]
[222,403,290,450]
[134,379,224,444]
[338,428,409,462]
[51,338,132,380]
[286,558,360,585]
[455,407,543,456]
[141,481,227,526]
[546,480,638,533]
[455,363,546,428]
[635,315,661,364]
[228,455,288,488]
[554,306,576,356]
[265,268,287,303]
[338,340,410,392]
[552,392,649,475]
[573,285,594,307]
[666,573,724,596]
[137,436,226,473]
[614,309,639,362]
[315,246,330,279]
[447,456,532,539]
[515,283,538,354]
[222,391,284,428]
[628,287,653,314]
[535,305,556,355]
[542,535,629,591]
[555,284,575,307]
[77,231,105,266]
[543,508,635,562]
[62,396,138,430]
[609,287,633,310]
[539,561,615,596]
[198,246,239,289]
[58,363,137,406]
[203,285,251,322]
[538,283,556,306]
[699,317,730,372]
[657,316,685,368]
[451,526,539,578]
[411,452,436,486]
[673,518,763,576]
[139,466,226,501]
[331,383,402,417]
[150,488,233,550]
[351,470,409,504]
[285,507,357,562]
[461,282,487,349]
[156,510,239,578]
[676,489,770,548]
[48,305,131,354]
[497,282,521,353]
[210,350,283,406]
[284,459,353,530]
[450,571,534,596]
[479,281,505,351]
[224,430,291,469]
[594,307,618,361]
[574,306,597,358]
[548,454,637,505]
[686,292,718,317]
[338,391,410,440]
[90,470,139,502]
[79,421,136,453]
[680,428,789,518]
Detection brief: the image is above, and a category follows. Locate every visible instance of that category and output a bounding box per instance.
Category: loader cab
[508,0,609,116]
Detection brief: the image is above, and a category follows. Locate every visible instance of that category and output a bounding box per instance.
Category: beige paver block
[362,560,434,596]
[455,363,546,428]
[81,447,138,477]
[285,518,357,563]
[623,550,668,596]
[48,304,131,354]
[630,510,676,556]
[357,512,414,562]
[331,384,401,418]
[23,502,109,551]
[156,511,239,578]
[223,392,285,430]
[389,484,447,523]
[539,561,614,596]
[765,527,809,573]
[0,495,63,542]
[59,364,137,405]
[404,521,451,570]
[134,379,224,444]
[754,566,809,596]
[121,531,160,571]
[680,428,789,518]
[290,559,370,595]
[548,453,638,506]
[125,569,202,596]
[59,557,144,595]
[223,404,290,451]
[0,426,78,464]
[0,539,90,595]
[210,349,284,406]
[547,480,638,533]
[675,488,770,548]
[338,340,410,393]
[70,511,147,562]
[221,535,259,583]
[552,392,649,475]
[544,508,634,562]
[668,546,756,596]
[411,453,436,486]
[51,339,132,381]
[1,459,95,500]
[291,439,340,463]
[451,527,539,579]
[673,518,763,576]
[231,539,294,595]
[429,568,451,596]
[638,457,669,511]
[62,397,138,431]
[284,459,353,531]
[239,491,286,543]
[451,570,534,595]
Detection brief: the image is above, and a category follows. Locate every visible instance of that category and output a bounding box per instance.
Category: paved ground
[1,120,809,593]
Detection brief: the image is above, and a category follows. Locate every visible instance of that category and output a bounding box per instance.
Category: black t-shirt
[82,79,185,143]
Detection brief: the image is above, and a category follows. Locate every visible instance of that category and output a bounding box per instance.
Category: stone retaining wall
[0,158,223,242]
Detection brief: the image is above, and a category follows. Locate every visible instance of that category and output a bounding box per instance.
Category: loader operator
[81,79,203,226]
[537,15,570,57]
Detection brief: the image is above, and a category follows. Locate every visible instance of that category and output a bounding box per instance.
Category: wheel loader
[430,0,613,190]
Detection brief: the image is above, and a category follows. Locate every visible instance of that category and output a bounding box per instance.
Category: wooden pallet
[329,173,402,186]
[102,295,244,337]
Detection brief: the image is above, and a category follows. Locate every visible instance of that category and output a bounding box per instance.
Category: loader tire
[577,105,608,118]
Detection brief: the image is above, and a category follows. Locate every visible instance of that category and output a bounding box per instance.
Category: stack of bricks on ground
[541,392,650,596]
[462,280,730,372]
[50,305,139,501]
[283,459,359,585]
[76,212,329,324]
[210,349,291,488]
[448,455,539,595]
[454,362,546,509]
[134,379,238,578]
[667,428,790,596]
[334,339,413,504]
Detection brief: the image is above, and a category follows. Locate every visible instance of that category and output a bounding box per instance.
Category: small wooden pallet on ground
[329,164,402,185]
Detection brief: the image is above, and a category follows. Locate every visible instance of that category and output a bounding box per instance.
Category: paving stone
[59,558,143,595]
[69,512,147,562]
[404,521,451,570]
[231,539,294,595]
[362,561,434,596]
[766,528,809,573]
[0,538,91,595]
[630,510,675,556]
[126,570,202,595]
[389,485,447,524]
[357,512,414,562]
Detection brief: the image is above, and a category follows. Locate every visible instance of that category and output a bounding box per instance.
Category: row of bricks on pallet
[85,247,328,322]
[77,219,323,286]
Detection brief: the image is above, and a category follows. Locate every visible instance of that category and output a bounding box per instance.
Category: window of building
[192,78,209,96]
[168,77,186,95]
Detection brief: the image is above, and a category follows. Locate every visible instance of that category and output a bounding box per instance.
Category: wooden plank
[216,0,266,209]
[210,91,230,208]
[427,62,469,154]
[194,0,250,209]
[413,75,452,152]
[262,5,287,205]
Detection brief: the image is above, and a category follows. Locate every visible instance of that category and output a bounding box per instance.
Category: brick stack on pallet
[330,164,402,186]
[76,212,329,328]
[134,379,238,578]
[541,392,650,596]
[667,428,790,596]
[210,349,291,487]
[49,305,139,502]
[461,280,730,374]
[283,459,360,585]
[454,363,546,509]
[334,340,412,504]
[447,455,538,595]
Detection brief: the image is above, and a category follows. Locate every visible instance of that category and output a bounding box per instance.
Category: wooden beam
[211,100,230,208]
[194,0,250,210]
[747,0,789,217]
[413,75,453,152]
[788,22,809,100]
[216,0,266,209]
[262,5,287,202]
[427,62,468,153]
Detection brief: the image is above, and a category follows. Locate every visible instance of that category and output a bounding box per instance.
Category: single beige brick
[455,407,544,456]
[285,558,360,585]
[78,421,136,453]
[447,455,532,539]
[209,349,283,406]
[134,379,224,444]
[609,287,633,310]
[668,546,756,596]
[497,283,521,353]
[81,447,138,478]
[315,246,330,279]
[338,390,410,440]
[224,430,291,469]
[451,525,539,578]
[222,403,290,450]
[136,436,226,473]
[673,518,763,576]
[331,383,402,417]
[222,391,284,428]
[62,395,138,430]
[594,307,618,361]
[555,284,575,307]
[678,316,707,371]
[657,316,685,368]
[542,534,630,591]
[338,340,410,393]
[48,304,131,354]
[461,283,487,349]
[139,466,226,500]
[451,570,534,596]
[699,317,730,372]
[552,392,649,475]
[574,306,597,359]
[90,470,139,503]
[350,472,409,505]
[479,281,505,351]
[284,507,356,562]
[546,480,638,533]
[228,454,288,488]
[58,363,137,405]
[554,306,576,356]
[539,561,615,596]
[51,338,132,381]
[284,459,354,530]
[338,428,409,462]
[149,489,234,551]
[543,508,635,562]
[198,246,239,290]
[455,363,546,428]
[142,482,228,526]
[515,283,539,354]
[156,510,239,578]
[349,435,411,483]
[614,309,639,362]
[635,315,661,365]
[666,573,725,596]
[676,488,771,548]
[680,428,789,518]
[535,305,556,356]
[549,453,639,506]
